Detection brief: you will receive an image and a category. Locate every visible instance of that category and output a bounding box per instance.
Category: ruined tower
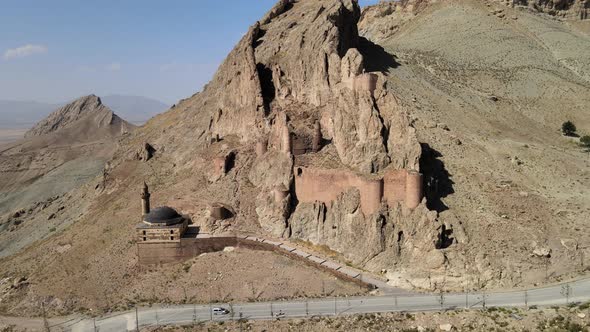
[312,121,322,152]
[281,124,291,154]
[255,138,268,157]
[141,182,151,215]
[405,171,423,209]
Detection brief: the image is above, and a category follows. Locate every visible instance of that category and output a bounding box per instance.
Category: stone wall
[294,167,423,214]
[136,220,188,243]
[137,236,238,265]
[136,235,372,289]
[352,73,378,95]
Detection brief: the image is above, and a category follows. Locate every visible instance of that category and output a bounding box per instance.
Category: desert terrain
[0,0,588,322]
[0,129,26,146]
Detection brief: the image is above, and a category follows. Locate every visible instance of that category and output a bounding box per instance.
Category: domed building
[136,183,188,243]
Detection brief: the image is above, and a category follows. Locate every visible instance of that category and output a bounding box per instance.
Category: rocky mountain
[24,95,132,138]
[0,0,588,316]
[0,95,168,130]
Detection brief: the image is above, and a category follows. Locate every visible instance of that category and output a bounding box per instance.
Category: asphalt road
[64,277,590,332]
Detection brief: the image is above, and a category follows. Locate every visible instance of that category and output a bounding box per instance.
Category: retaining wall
[137,235,374,289]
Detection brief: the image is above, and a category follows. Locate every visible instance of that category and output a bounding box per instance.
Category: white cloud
[106,62,121,71]
[3,44,48,60]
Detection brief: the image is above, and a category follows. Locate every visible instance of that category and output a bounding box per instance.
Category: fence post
[561,283,571,305]
[193,304,196,326]
[155,308,159,328]
[135,307,139,332]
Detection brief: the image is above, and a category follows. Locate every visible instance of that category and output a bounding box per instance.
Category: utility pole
[305,300,309,317]
[193,304,197,326]
[209,304,213,321]
[482,290,487,310]
[93,317,97,332]
[334,297,337,316]
[155,308,159,328]
[465,291,469,309]
[135,307,139,332]
[270,302,273,318]
[524,290,528,309]
[439,290,444,309]
[42,302,50,332]
[561,284,572,305]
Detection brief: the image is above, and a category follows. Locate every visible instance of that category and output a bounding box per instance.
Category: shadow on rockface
[358,37,400,72]
[419,143,454,213]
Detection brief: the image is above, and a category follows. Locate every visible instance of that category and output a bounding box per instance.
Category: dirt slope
[0,95,134,258]
[359,0,590,288]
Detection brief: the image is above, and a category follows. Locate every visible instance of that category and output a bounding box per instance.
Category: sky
[0,0,381,105]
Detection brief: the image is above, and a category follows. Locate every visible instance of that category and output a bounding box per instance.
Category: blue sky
[0,0,381,105]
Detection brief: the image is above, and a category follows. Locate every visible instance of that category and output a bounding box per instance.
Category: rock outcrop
[25,95,132,138]
[510,0,589,19]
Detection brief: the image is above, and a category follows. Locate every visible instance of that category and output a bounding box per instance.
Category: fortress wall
[405,170,423,209]
[295,167,424,213]
[352,73,378,94]
[383,169,407,204]
[294,167,382,215]
[358,178,383,215]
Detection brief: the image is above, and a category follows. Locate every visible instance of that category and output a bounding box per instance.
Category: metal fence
[46,278,590,332]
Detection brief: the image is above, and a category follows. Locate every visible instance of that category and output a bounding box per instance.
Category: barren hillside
[358,0,590,289]
[0,95,134,258]
[0,0,588,317]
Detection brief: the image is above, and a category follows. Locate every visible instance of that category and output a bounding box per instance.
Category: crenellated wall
[294,167,423,215]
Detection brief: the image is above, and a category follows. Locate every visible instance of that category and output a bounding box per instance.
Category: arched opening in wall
[226,152,236,173]
[256,63,275,116]
[436,224,454,249]
[420,143,454,212]
[296,168,303,176]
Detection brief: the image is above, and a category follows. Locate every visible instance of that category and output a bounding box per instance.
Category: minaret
[141,182,151,215]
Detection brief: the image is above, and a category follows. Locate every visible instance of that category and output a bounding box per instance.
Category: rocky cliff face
[186,0,436,278]
[511,0,589,19]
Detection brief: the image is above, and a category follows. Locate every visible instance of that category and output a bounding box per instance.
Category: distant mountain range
[0,95,169,129]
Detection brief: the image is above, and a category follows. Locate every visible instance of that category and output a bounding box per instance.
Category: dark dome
[144,206,183,225]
